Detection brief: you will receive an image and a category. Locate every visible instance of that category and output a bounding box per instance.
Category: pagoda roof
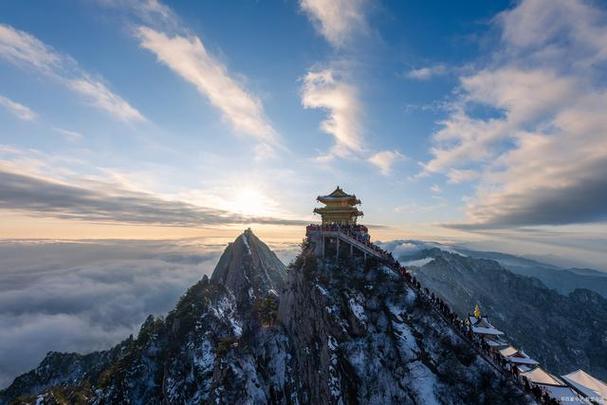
[469,316,504,335]
[313,206,363,214]
[561,369,607,401]
[317,186,361,204]
[520,367,564,386]
[498,346,539,365]
[540,385,586,403]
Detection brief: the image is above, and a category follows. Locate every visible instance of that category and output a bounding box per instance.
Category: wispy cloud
[301,68,363,159]
[405,64,447,80]
[426,0,607,229]
[0,95,36,121]
[136,27,278,150]
[299,1,405,174]
[0,24,144,122]
[299,0,368,48]
[97,0,176,27]
[103,0,281,155]
[52,127,84,142]
[446,168,478,184]
[368,150,405,175]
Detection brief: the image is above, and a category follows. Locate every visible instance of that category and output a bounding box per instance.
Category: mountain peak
[210,229,287,301]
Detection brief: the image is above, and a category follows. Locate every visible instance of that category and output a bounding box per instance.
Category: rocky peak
[211,228,287,302]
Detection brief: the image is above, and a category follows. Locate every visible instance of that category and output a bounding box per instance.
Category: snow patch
[348,295,367,323]
[210,295,242,337]
[402,257,435,267]
[327,335,342,399]
[242,233,252,255]
[316,284,330,297]
[408,361,440,405]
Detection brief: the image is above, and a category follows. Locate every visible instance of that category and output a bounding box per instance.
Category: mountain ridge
[381,239,607,298]
[1,231,531,404]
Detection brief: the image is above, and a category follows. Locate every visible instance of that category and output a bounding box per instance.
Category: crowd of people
[306,224,395,256]
[389,258,562,404]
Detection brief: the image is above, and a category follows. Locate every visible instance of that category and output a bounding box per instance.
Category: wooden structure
[306,187,392,262]
[313,186,363,225]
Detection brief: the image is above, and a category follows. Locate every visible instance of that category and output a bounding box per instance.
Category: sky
[1,0,607,388]
[0,0,607,267]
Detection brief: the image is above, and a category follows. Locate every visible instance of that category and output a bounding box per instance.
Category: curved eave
[316,196,361,205]
[313,208,364,216]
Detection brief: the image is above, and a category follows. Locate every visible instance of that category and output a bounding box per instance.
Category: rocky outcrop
[211,228,287,301]
[279,251,528,404]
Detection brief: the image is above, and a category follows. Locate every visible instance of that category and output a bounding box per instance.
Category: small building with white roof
[561,369,607,404]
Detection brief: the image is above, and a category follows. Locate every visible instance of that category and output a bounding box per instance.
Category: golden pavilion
[313,186,364,225]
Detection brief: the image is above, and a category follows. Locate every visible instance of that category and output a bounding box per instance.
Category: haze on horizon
[1,0,606,269]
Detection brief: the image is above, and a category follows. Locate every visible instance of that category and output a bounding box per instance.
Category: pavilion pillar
[322,235,326,257]
[336,238,340,260]
[350,243,353,256]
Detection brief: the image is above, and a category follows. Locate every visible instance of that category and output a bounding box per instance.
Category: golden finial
[474,304,481,319]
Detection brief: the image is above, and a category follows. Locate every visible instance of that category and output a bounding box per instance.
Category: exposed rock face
[211,228,287,301]
[1,232,530,404]
[279,252,527,404]
[404,248,607,380]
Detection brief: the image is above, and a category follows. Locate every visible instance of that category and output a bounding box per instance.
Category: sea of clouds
[0,238,299,388]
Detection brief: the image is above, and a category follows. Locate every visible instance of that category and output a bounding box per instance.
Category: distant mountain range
[381,240,607,298]
[382,241,607,380]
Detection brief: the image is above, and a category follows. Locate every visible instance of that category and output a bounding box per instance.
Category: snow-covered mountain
[0,231,529,404]
[382,240,607,298]
[387,245,607,380]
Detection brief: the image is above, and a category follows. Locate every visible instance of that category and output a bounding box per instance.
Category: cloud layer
[0,166,307,227]
[423,0,607,229]
[0,239,222,388]
[0,237,300,388]
[0,24,144,122]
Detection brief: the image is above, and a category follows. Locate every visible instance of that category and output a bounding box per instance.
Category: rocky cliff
[1,231,530,404]
[401,248,607,380]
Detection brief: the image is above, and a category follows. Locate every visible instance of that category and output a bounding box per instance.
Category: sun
[232,187,271,217]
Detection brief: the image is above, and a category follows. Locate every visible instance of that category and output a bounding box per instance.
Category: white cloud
[406,65,447,80]
[368,150,405,175]
[67,78,144,122]
[447,168,478,184]
[299,0,402,175]
[423,68,578,174]
[430,184,442,194]
[0,24,144,122]
[136,26,278,149]
[426,0,607,229]
[52,127,84,142]
[301,68,363,159]
[0,95,36,121]
[97,0,176,27]
[299,0,368,48]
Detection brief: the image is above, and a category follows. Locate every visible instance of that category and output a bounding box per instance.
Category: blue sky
[1,0,606,268]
